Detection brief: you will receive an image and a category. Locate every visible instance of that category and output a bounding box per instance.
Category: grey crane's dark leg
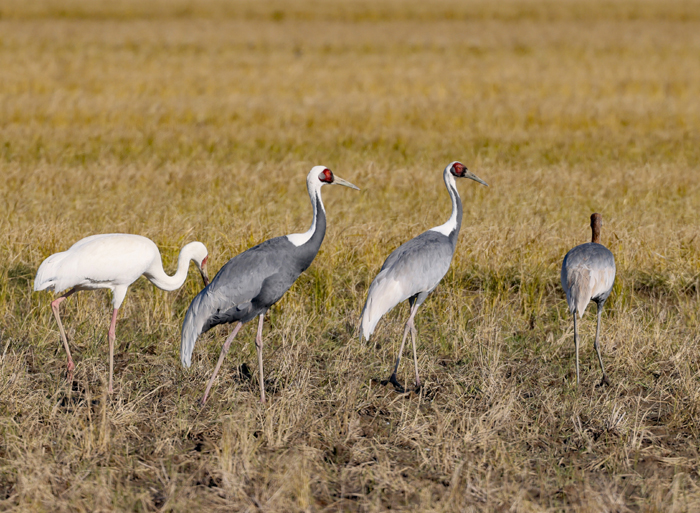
[107,308,119,394]
[573,313,580,387]
[202,322,244,405]
[409,310,421,391]
[384,323,410,392]
[382,302,419,393]
[255,314,266,403]
[50,288,77,382]
[594,302,610,387]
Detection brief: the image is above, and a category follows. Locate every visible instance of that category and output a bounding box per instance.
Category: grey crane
[561,213,616,387]
[359,161,488,392]
[181,166,359,404]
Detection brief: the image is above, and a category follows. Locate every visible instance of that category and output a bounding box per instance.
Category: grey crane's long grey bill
[466,171,488,187]
[333,176,360,190]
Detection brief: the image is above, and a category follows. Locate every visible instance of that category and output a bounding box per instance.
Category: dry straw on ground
[1,0,699,510]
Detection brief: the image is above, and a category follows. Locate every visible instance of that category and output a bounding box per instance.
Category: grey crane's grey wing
[254,270,299,308]
[199,239,294,328]
[585,244,616,300]
[561,243,616,311]
[184,262,266,336]
[180,238,293,367]
[207,269,298,329]
[561,247,593,315]
[360,231,454,340]
[380,231,452,272]
[563,243,615,270]
[380,231,455,291]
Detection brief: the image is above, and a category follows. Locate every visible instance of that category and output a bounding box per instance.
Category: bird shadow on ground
[235,362,252,382]
[57,380,100,412]
[230,362,283,397]
[370,376,442,400]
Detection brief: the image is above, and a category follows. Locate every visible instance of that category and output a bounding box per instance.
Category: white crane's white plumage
[561,213,616,387]
[35,234,209,392]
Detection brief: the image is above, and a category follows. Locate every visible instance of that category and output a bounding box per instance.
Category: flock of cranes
[34,162,616,404]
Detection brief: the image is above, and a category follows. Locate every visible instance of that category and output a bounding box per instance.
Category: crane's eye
[451,163,466,177]
[318,168,334,183]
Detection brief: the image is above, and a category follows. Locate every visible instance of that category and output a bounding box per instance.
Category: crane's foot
[414,382,422,394]
[66,360,75,383]
[597,375,611,388]
[380,374,405,393]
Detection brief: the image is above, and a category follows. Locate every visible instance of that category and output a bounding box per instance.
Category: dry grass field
[1,0,700,510]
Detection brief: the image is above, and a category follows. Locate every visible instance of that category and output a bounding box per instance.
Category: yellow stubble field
[1,0,699,510]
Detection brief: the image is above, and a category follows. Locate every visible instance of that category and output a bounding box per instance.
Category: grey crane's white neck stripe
[430,169,460,237]
[286,181,326,247]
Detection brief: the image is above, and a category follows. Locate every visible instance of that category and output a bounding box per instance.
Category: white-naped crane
[561,213,616,387]
[181,166,359,405]
[359,161,488,392]
[34,234,210,393]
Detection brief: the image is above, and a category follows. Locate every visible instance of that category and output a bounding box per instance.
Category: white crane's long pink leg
[255,314,266,403]
[107,308,119,394]
[383,302,419,393]
[202,322,243,405]
[50,288,77,382]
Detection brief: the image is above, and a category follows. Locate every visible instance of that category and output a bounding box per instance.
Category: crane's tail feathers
[180,293,208,368]
[359,329,368,343]
[360,311,379,343]
[359,298,374,343]
[359,291,388,343]
[565,268,593,318]
[360,273,406,343]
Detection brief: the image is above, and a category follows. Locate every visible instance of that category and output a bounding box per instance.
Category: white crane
[359,161,488,392]
[34,234,209,392]
[561,213,616,386]
[181,166,359,404]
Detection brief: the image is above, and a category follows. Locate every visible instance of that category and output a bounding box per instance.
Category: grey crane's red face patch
[318,168,334,183]
[450,162,467,177]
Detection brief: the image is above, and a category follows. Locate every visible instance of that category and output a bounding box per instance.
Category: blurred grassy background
[1,0,699,510]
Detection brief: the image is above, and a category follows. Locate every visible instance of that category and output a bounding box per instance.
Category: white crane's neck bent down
[146,244,200,291]
[429,167,463,243]
[286,176,326,247]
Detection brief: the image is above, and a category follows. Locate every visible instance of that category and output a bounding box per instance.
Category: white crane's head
[307,165,360,194]
[446,161,488,187]
[183,241,210,287]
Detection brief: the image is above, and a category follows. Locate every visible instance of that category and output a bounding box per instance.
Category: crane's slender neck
[591,214,602,244]
[145,246,198,291]
[286,182,327,251]
[430,170,462,247]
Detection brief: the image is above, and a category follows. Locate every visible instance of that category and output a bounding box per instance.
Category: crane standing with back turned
[561,213,616,387]
[359,161,488,392]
